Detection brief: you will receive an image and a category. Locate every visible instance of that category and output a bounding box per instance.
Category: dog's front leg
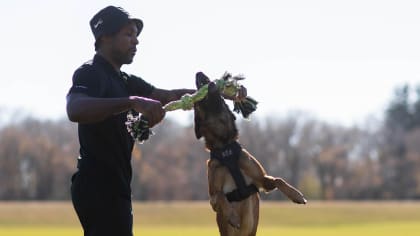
[208,160,241,229]
[239,150,307,204]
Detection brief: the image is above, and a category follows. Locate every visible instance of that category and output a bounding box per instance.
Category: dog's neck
[204,136,239,151]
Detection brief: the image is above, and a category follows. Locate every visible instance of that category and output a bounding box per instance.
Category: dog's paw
[284,189,307,204]
[288,190,307,204]
[292,195,308,204]
[228,211,241,229]
[277,181,308,204]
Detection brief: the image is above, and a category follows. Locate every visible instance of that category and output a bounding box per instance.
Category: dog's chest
[222,168,253,194]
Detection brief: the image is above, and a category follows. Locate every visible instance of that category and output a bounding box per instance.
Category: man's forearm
[149,88,195,105]
[67,94,133,123]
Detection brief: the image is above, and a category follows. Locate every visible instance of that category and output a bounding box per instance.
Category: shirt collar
[93,54,120,77]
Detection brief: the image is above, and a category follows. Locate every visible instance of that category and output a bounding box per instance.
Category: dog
[193,72,307,236]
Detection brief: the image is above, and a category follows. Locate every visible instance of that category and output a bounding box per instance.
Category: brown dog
[193,72,307,236]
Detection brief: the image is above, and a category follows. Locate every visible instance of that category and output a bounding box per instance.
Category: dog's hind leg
[238,150,307,204]
[208,160,241,229]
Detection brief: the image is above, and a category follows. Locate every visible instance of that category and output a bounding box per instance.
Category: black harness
[210,141,259,202]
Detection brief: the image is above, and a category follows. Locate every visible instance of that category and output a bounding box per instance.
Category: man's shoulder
[73,59,105,79]
[75,59,96,72]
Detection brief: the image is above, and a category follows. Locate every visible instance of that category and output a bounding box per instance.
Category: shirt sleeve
[67,64,106,97]
[125,73,155,97]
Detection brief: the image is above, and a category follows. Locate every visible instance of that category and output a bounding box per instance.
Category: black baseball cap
[90,6,143,40]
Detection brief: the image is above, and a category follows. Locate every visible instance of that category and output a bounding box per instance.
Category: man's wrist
[173,89,195,100]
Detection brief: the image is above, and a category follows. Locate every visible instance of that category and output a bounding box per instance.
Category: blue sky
[1,0,419,126]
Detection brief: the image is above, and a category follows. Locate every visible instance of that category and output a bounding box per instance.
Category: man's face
[108,21,139,65]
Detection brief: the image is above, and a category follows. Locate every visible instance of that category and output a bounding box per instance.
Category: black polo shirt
[68,54,154,198]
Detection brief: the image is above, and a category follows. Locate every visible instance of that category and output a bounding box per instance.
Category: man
[66,6,195,236]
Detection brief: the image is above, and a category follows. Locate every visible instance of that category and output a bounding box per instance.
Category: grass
[0,201,420,235]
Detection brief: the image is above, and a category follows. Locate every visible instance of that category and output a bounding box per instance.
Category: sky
[1,0,419,126]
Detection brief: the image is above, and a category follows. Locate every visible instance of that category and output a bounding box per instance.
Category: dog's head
[194,72,238,149]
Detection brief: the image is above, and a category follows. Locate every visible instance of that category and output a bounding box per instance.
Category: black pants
[71,171,133,236]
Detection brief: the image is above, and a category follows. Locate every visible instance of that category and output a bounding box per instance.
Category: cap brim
[131,18,143,36]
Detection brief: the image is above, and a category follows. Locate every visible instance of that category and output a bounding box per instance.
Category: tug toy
[126,72,258,143]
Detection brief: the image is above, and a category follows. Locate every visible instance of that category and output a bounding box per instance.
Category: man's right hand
[130,96,165,127]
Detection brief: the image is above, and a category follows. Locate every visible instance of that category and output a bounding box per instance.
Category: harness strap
[210,141,259,202]
[225,184,259,202]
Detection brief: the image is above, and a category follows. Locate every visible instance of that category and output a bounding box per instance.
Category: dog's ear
[195,72,211,89]
[194,107,203,139]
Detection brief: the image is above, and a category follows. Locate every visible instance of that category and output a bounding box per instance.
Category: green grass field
[0,201,419,235]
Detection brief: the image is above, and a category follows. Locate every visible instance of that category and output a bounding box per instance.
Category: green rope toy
[126,72,258,143]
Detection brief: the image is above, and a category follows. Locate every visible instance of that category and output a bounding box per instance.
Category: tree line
[1,84,420,201]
